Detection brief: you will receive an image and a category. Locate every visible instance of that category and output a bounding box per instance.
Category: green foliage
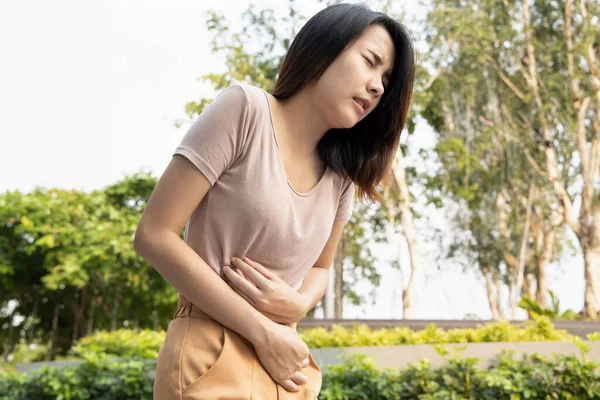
[5,343,49,366]
[519,290,581,320]
[588,332,600,342]
[63,318,592,362]
[70,329,165,361]
[301,317,575,348]
[418,0,599,319]
[0,173,178,360]
[2,351,600,399]
[321,352,600,399]
[0,358,154,400]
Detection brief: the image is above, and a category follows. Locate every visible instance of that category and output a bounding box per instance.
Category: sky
[0,0,584,320]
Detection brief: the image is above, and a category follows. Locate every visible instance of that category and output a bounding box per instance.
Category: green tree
[0,172,178,360]
[416,0,582,319]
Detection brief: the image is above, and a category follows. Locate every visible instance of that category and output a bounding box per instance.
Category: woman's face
[313,24,395,129]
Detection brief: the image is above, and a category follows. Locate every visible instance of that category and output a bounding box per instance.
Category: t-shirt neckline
[260,87,330,197]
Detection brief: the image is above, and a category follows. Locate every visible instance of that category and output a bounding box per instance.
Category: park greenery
[2,351,600,399]
[1,3,600,398]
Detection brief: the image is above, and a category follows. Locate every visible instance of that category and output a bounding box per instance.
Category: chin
[340,119,358,129]
[340,111,362,129]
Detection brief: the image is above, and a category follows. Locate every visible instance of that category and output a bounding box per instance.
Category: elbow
[133,224,151,256]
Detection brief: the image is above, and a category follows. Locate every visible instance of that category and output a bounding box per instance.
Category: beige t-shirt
[174,83,355,291]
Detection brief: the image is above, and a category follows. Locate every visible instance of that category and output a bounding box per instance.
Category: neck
[272,85,331,156]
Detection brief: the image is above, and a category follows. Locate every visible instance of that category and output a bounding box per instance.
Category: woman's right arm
[133,155,310,391]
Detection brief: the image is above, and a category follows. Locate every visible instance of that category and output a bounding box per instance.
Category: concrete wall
[310,341,600,371]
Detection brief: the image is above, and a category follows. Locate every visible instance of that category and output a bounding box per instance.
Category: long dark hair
[271,2,416,203]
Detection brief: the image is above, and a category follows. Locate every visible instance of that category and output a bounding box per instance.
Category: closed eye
[364,56,388,90]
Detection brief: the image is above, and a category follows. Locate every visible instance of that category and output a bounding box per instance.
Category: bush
[70,329,165,360]
[0,358,154,400]
[68,317,592,360]
[2,352,599,399]
[5,344,49,366]
[321,352,600,399]
[301,317,575,348]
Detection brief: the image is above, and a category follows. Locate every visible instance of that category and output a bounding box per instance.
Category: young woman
[134,2,415,399]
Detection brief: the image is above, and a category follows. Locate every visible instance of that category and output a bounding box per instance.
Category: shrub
[1,351,599,399]
[320,352,600,399]
[65,317,593,360]
[0,358,154,400]
[70,329,165,360]
[301,317,574,348]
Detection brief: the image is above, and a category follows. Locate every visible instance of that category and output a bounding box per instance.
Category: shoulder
[221,82,266,104]
[234,82,269,111]
[341,175,356,194]
[329,169,355,195]
[214,83,269,123]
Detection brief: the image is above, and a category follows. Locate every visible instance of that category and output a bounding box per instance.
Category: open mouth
[353,98,365,114]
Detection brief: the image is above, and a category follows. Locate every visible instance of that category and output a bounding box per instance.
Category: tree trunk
[393,148,421,319]
[48,300,61,361]
[513,184,535,318]
[333,236,344,319]
[583,239,600,318]
[523,0,600,317]
[110,291,121,331]
[493,269,505,319]
[27,285,40,344]
[521,272,536,301]
[86,295,96,336]
[71,287,87,347]
[2,321,15,358]
[535,213,558,308]
[322,266,335,318]
[483,267,502,320]
[508,279,517,320]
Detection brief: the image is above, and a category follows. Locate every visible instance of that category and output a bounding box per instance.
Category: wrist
[297,292,311,318]
[247,314,277,347]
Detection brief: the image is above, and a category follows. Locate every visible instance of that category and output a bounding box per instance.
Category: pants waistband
[173,295,215,320]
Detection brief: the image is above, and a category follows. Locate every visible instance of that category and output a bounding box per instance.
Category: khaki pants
[153,296,322,399]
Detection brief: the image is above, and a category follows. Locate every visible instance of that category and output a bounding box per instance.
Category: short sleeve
[174,84,249,185]
[334,178,355,221]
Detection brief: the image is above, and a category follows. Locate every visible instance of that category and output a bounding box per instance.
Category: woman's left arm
[223,219,347,325]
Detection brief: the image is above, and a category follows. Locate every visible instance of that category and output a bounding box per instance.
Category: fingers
[280,379,300,392]
[242,256,278,280]
[290,371,308,385]
[223,266,261,299]
[280,366,309,391]
[301,357,310,368]
[280,371,308,392]
[230,257,271,288]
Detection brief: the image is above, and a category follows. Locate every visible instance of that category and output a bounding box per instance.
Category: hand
[253,321,311,392]
[222,256,309,325]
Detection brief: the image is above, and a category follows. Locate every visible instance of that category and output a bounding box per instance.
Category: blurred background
[1,0,599,393]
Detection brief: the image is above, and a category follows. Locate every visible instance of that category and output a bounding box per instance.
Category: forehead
[355,25,395,64]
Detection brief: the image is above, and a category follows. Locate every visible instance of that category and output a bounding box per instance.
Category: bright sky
[0,0,583,320]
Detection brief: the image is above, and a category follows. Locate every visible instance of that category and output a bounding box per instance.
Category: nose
[367,78,384,97]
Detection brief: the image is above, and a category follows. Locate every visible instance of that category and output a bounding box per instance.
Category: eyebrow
[368,49,392,82]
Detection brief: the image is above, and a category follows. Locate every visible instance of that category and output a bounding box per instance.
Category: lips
[352,97,372,114]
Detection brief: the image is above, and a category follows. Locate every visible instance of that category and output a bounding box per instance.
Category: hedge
[2,351,600,399]
[69,317,594,360]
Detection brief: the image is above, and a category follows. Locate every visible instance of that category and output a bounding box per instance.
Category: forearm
[133,230,274,346]
[297,266,330,314]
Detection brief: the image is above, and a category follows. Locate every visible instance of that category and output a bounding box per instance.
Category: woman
[134,2,415,399]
